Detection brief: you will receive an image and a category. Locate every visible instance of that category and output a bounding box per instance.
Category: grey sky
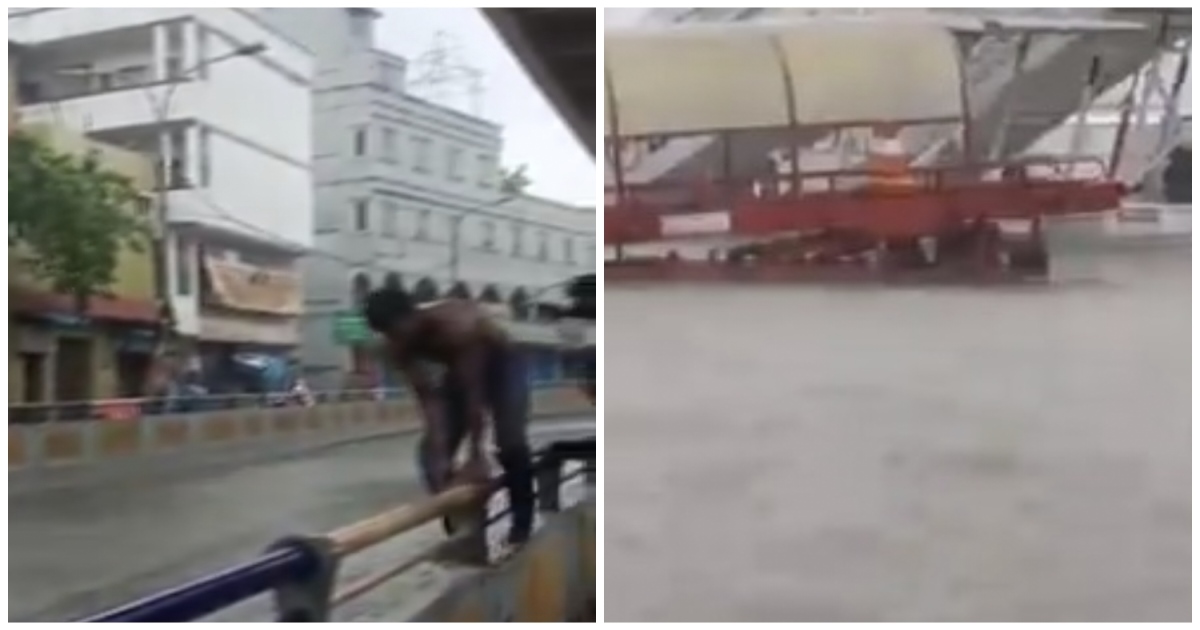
[376,9,595,207]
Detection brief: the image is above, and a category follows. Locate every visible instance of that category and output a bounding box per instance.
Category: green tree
[8,131,151,310]
[499,163,531,196]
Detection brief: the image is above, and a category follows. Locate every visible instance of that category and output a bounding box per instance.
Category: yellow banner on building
[202,256,302,316]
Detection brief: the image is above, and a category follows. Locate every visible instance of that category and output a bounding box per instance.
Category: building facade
[9,93,160,403]
[257,8,595,388]
[10,8,315,391]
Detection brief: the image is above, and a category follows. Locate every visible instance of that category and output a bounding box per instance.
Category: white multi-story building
[256,8,595,387]
[9,8,314,384]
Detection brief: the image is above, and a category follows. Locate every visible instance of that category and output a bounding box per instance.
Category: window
[175,236,192,296]
[114,65,149,88]
[196,27,210,80]
[349,14,372,41]
[353,125,368,156]
[351,273,371,305]
[197,126,211,186]
[476,154,493,187]
[378,62,403,91]
[19,353,45,403]
[564,237,575,264]
[381,127,398,163]
[383,272,402,290]
[92,72,114,92]
[381,199,398,237]
[165,55,183,80]
[536,230,549,261]
[511,225,524,256]
[411,136,431,173]
[167,128,189,188]
[135,195,153,220]
[446,146,464,181]
[353,198,370,232]
[415,209,431,240]
[480,220,496,251]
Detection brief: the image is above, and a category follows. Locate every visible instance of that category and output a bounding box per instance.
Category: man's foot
[506,525,532,547]
[492,527,531,561]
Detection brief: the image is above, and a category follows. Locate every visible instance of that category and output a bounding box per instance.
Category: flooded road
[604,242,1190,621]
[9,417,595,622]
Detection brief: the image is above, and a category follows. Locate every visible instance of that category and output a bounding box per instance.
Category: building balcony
[19,80,207,134]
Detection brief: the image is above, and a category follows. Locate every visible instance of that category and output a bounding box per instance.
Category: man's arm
[448,343,488,460]
[397,357,445,453]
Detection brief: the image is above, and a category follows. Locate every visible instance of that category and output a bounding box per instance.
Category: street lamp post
[146,43,266,344]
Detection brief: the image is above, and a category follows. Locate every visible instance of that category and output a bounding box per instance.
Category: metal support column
[1068,50,1103,177]
[988,33,1032,162]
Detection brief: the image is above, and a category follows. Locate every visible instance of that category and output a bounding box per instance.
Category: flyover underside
[485,8,596,155]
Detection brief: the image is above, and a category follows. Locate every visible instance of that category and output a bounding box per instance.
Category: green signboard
[332,311,374,345]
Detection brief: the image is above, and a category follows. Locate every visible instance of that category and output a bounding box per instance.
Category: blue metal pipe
[81,436,595,622]
[81,546,313,623]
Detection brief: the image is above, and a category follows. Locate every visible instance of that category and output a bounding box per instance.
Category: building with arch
[256,9,594,388]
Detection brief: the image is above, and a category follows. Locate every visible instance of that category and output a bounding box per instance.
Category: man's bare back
[363,288,536,544]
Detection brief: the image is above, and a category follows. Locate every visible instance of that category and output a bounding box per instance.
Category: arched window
[481,219,497,251]
[351,272,371,305]
[448,281,471,299]
[564,237,575,264]
[413,277,439,303]
[509,287,530,320]
[479,284,502,303]
[415,209,431,240]
[511,224,525,256]
[383,272,403,291]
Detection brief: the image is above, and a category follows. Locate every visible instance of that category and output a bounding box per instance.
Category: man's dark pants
[416,347,535,544]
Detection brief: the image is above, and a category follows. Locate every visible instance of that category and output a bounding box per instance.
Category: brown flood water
[604,243,1190,622]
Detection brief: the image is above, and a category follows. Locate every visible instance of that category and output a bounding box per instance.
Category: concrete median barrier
[407,497,596,622]
[9,384,592,495]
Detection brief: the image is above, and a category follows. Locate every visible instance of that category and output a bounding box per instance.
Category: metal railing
[8,378,570,425]
[9,389,389,425]
[9,382,591,478]
[79,438,596,623]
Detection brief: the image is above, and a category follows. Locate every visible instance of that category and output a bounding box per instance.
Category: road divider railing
[81,438,596,622]
[8,382,591,474]
[8,381,567,425]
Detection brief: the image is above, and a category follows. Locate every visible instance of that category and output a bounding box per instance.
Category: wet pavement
[605,242,1190,622]
[9,417,595,622]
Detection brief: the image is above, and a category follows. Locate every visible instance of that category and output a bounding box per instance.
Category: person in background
[290,376,315,408]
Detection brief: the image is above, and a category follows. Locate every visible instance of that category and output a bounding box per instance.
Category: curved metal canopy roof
[605,20,966,138]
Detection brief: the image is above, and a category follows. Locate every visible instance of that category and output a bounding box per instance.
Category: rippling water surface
[605,243,1190,622]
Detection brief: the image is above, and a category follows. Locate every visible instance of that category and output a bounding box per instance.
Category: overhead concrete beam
[484,8,595,156]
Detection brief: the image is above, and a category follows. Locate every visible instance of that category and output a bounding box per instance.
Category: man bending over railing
[363,287,536,547]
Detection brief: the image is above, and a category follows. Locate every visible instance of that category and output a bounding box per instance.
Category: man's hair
[564,274,595,321]
[566,274,594,302]
[363,287,416,333]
